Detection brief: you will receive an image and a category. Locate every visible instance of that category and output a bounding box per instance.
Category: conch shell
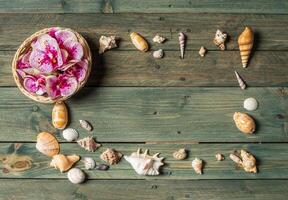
[192,158,203,174]
[99,35,117,54]
[230,150,257,173]
[50,154,80,172]
[77,136,101,152]
[234,70,246,90]
[100,148,123,165]
[233,112,256,134]
[172,148,187,160]
[238,27,254,68]
[52,101,68,130]
[213,29,227,50]
[178,32,186,59]
[130,32,149,52]
[124,149,164,176]
[36,132,60,157]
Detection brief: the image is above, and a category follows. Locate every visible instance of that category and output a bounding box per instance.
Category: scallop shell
[153,49,164,59]
[213,29,227,50]
[192,158,203,174]
[130,32,149,52]
[50,154,80,172]
[79,120,93,131]
[234,70,246,90]
[153,34,166,43]
[243,97,258,111]
[124,149,164,176]
[233,112,256,134]
[229,150,257,173]
[82,157,96,170]
[100,148,123,165]
[172,149,187,160]
[67,168,86,184]
[36,132,60,157]
[99,35,117,54]
[238,27,254,68]
[199,46,206,57]
[77,136,101,152]
[52,101,68,130]
[178,32,186,59]
[62,128,79,142]
[215,153,225,161]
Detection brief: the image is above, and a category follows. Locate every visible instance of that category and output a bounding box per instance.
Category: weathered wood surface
[1,179,288,200]
[1,51,288,87]
[0,87,287,143]
[0,14,287,51]
[0,0,287,14]
[0,143,288,179]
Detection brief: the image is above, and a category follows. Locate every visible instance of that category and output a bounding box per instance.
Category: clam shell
[52,101,68,130]
[36,132,60,157]
[79,120,93,131]
[130,32,149,52]
[172,149,187,160]
[50,154,80,172]
[233,112,256,134]
[67,168,86,184]
[62,128,79,142]
[238,27,254,68]
[83,157,96,170]
[243,97,258,111]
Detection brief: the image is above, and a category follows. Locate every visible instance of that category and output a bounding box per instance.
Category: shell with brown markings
[36,132,60,157]
[52,101,68,130]
[130,32,149,52]
[233,112,256,134]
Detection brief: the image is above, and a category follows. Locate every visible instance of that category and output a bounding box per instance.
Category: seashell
[153,34,166,43]
[52,101,68,130]
[79,120,93,131]
[77,136,101,152]
[100,148,123,165]
[172,148,187,160]
[36,132,60,157]
[192,158,203,174]
[50,154,80,172]
[67,168,86,184]
[124,149,164,176]
[243,97,258,111]
[234,70,246,90]
[178,32,186,59]
[96,164,110,171]
[233,112,256,134]
[153,49,164,59]
[82,157,96,170]
[213,29,227,50]
[130,32,149,52]
[229,150,257,173]
[215,153,225,161]
[62,128,79,142]
[199,46,206,57]
[99,35,117,54]
[238,27,254,68]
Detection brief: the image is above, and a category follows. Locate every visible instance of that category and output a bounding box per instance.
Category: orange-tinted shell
[233,112,256,134]
[36,132,60,157]
[238,27,254,68]
[52,101,68,130]
[130,32,149,52]
[50,154,80,172]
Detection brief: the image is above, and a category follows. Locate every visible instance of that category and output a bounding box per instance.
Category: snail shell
[52,101,68,130]
[238,27,254,68]
[130,32,149,52]
[36,132,60,157]
[192,158,203,174]
[50,154,80,172]
[178,32,186,59]
[79,120,93,131]
[83,157,96,170]
[172,149,187,160]
[62,128,79,142]
[67,168,86,184]
[233,112,256,134]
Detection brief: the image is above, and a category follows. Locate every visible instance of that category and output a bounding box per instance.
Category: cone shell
[50,154,80,172]
[36,132,60,157]
[233,112,256,134]
[130,32,149,52]
[52,101,68,130]
[238,27,254,68]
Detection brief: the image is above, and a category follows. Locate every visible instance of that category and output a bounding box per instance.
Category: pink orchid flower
[23,75,46,95]
[65,60,88,82]
[17,51,31,69]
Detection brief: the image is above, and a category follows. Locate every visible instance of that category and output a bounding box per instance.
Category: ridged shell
[99,35,117,54]
[192,158,203,174]
[243,97,258,111]
[153,49,164,59]
[50,154,80,172]
[36,132,60,157]
[67,168,86,184]
[172,149,187,160]
[233,112,256,134]
[79,120,93,131]
[52,101,68,130]
[83,157,96,170]
[178,32,186,59]
[234,71,246,90]
[213,29,227,50]
[130,32,149,52]
[77,136,101,152]
[62,128,79,142]
[100,148,123,165]
[238,27,254,68]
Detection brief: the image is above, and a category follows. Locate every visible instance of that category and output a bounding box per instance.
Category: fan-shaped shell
[238,27,254,68]
[130,32,149,52]
[50,154,80,172]
[62,128,79,142]
[52,101,68,130]
[173,149,187,160]
[83,157,96,170]
[233,112,256,134]
[36,132,60,157]
[67,168,86,184]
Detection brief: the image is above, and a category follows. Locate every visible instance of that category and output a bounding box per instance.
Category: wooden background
[0,0,288,199]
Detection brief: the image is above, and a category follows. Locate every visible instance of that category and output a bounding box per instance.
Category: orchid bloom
[65,60,88,82]
[23,75,46,95]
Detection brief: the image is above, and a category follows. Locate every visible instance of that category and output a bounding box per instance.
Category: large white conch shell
[124,149,164,176]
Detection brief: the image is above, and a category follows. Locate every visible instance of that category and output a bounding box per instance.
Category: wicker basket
[12,27,92,104]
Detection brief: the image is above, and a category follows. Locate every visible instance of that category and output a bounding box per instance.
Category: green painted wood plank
[0,0,287,14]
[0,179,288,200]
[0,87,287,142]
[1,143,288,179]
[1,50,288,87]
[0,13,287,50]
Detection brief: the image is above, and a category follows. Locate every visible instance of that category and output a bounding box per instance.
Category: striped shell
[238,27,254,68]
[233,112,256,134]
[67,168,86,184]
[130,32,149,52]
[50,154,80,172]
[52,101,68,130]
[178,32,186,59]
[62,128,79,142]
[36,132,60,157]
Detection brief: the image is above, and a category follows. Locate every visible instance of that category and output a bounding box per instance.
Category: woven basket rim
[12,27,92,104]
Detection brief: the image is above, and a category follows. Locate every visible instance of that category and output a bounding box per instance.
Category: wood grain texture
[0,0,287,14]
[1,143,288,179]
[0,87,287,142]
[0,13,287,51]
[1,179,288,200]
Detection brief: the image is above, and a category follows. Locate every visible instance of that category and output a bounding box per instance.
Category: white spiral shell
[67,168,86,184]
[62,128,79,142]
[83,157,96,170]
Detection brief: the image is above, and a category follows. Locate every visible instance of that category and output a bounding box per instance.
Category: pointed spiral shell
[238,27,254,68]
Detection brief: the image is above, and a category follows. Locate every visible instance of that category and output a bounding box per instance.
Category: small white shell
[199,46,207,57]
[83,157,96,170]
[192,158,203,174]
[67,168,86,184]
[153,49,164,59]
[79,120,93,131]
[62,128,79,142]
[153,34,166,43]
[243,97,258,111]
[215,153,225,161]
